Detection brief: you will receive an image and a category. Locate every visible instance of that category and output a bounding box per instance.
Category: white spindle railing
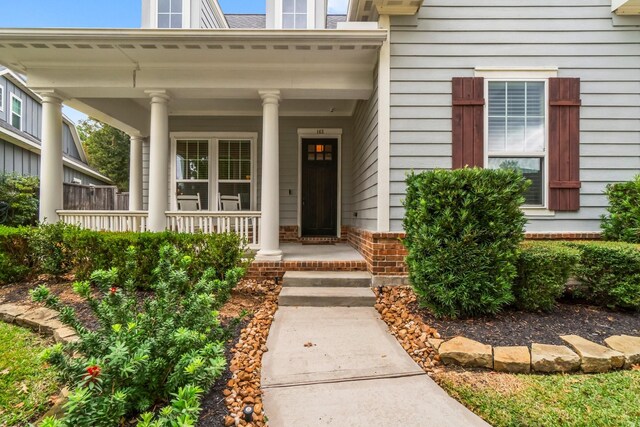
[57,210,149,232]
[165,211,261,246]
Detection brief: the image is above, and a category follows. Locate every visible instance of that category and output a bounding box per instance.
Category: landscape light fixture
[243,405,254,422]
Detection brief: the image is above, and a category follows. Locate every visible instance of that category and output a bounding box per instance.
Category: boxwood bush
[0,223,248,287]
[601,175,640,243]
[567,241,640,310]
[403,168,529,318]
[514,242,580,311]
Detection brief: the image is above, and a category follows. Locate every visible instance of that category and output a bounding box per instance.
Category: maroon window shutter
[548,78,581,211]
[452,77,485,169]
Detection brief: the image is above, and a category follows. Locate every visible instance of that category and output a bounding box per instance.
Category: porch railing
[165,211,261,246]
[57,210,261,247]
[58,210,148,232]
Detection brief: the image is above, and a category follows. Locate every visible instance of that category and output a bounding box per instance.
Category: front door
[301,138,338,236]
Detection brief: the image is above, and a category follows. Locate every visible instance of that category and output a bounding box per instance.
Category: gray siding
[2,79,41,140]
[168,116,354,227]
[388,0,640,233]
[63,124,82,161]
[63,166,109,186]
[351,68,379,231]
[0,76,7,123]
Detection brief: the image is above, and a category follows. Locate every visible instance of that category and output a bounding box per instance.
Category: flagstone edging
[0,303,79,345]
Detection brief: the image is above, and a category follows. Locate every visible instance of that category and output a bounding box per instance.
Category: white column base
[255,249,283,262]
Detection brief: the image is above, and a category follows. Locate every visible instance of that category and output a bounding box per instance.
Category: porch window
[283,0,308,29]
[158,0,182,28]
[176,140,209,209]
[218,140,252,210]
[486,81,546,206]
[10,94,22,130]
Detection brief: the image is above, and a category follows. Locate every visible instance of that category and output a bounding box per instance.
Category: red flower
[110,287,118,295]
[86,365,101,378]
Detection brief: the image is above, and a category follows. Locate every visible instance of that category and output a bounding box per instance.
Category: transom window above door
[486,80,546,207]
[172,135,256,212]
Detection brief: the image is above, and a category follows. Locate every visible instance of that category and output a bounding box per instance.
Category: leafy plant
[567,241,640,310]
[403,168,529,318]
[514,242,580,311]
[0,172,39,227]
[601,175,640,243]
[0,226,31,284]
[32,245,244,426]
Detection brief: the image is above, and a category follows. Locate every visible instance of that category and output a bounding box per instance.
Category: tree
[77,119,130,191]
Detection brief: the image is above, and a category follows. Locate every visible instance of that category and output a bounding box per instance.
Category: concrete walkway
[262,306,490,427]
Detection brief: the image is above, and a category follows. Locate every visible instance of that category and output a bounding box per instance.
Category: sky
[0,0,349,124]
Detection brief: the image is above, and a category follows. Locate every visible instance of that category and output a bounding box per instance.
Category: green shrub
[0,173,39,227]
[514,242,580,311]
[32,245,243,426]
[567,241,640,310]
[30,223,72,276]
[403,168,529,318]
[0,226,31,284]
[601,175,640,243]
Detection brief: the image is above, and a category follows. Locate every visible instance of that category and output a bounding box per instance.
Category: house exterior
[0,0,638,280]
[0,67,110,186]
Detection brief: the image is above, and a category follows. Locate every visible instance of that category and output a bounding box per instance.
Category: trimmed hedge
[514,242,580,311]
[0,223,248,287]
[567,241,640,311]
[601,175,640,243]
[403,168,529,318]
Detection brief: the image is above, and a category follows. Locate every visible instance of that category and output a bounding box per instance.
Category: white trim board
[297,128,343,238]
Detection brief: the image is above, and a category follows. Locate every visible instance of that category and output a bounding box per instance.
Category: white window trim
[0,84,4,112]
[275,0,315,29]
[153,0,190,29]
[476,68,558,212]
[10,93,23,131]
[297,128,343,238]
[170,132,258,211]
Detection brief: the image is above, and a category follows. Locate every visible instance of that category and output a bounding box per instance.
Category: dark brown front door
[301,138,338,236]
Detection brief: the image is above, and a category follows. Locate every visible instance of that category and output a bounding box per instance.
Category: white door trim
[297,128,343,238]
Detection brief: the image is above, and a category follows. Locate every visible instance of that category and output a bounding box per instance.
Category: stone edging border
[0,303,79,345]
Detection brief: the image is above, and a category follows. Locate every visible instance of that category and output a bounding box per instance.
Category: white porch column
[257,90,282,260]
[145,91,170,232]
[128,135,144,211]
[39,92,64,224]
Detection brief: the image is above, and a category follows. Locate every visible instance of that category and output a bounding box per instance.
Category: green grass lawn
[437,369,640,427]
[0,322,60,427]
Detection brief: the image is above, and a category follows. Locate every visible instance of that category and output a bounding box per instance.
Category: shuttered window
[451,76,581,211]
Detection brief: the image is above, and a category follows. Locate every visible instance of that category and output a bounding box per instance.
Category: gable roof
[224,14,347,29]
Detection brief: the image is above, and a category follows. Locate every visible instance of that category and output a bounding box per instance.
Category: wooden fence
[63,183,129,211]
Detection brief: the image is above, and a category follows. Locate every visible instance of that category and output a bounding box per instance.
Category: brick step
[246,261,368,281]
[279,287,376,307]
[283,271,372,288]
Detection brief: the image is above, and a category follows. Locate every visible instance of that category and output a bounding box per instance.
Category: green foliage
[567,241,640,310]
[78,119,131,191]
[514,242,580,311]
[0,225,31,284]
[32,245,243,426]
[0,172,39,226]
[601,175,640,243]
[0,223,248,287]
[403,168,529,318]
[137,385,203,427]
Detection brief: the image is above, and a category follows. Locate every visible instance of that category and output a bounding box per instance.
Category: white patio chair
[177,193,202,211]
[218,193,242,211]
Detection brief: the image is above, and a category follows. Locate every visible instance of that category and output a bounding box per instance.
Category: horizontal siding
[168,116,353,226]
[351,67,379,231]
[389,0,640,233]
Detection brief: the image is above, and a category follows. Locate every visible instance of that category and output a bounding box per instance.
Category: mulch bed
[413,297,640,347]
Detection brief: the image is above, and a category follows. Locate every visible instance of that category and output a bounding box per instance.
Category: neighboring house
[0,67,110,186]
[0,0,638,279]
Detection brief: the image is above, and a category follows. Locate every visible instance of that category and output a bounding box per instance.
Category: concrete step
[279,287,376,307]
[283,271,372,288]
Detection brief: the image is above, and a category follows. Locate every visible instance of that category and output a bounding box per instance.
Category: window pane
[488,116,506,152]
[525,116,545,152]
[158,0,170,13]
[507,82,526,117]
[158,14,170,28]
[11,97,21,115]
[527,82,545,117]
[296,0,306,12]
[171,0,182,13]
[283,14,295,29]
[219,182,251,210]
[506,117,525,152]
[488,157,544,206]
[11,113,20,129]
[177,140,208,180]
[295,14,307,29]
[171,13,182,28]
[177,182,209,210]
[283,0,295,13]
[488,82,506,116]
